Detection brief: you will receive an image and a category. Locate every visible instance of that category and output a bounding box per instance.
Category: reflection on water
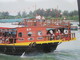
[0,23,80,60]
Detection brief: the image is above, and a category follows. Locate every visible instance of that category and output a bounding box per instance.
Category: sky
[0,0,78,15]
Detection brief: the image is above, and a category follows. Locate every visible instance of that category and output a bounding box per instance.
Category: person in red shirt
[55,30,60,40]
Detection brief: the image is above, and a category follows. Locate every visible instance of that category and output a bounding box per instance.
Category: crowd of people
[47,28,69,40]
[0,29,16,43]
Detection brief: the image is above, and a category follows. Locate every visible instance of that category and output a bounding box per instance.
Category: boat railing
[71,33,75,39]
[43,33,75,41]
[0,36,16,44]
[0,33,75,44]
[18,19,70,27]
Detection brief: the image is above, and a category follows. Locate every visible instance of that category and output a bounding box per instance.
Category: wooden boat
[0,18,76,55]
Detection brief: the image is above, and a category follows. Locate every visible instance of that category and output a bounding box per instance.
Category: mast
[77,0,80,26]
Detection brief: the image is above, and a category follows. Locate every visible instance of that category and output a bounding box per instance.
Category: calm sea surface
[0,20,80,60]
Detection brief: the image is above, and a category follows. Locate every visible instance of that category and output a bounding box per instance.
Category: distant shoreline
[0,19,79,23]
[65,20,79,22]
[0,18,22,20]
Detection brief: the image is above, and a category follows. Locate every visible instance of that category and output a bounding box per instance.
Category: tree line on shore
[0,9,79,20]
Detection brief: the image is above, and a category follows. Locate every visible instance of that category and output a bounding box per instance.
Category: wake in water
[20,51,44,58]
[0,53,7,56]
[20,52,25,58]
[0,49,80,60]
[19,49,80,60]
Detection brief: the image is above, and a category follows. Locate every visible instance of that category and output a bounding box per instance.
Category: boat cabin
[0,19,75,44]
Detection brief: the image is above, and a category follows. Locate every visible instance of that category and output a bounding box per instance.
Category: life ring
[64,30,68,34]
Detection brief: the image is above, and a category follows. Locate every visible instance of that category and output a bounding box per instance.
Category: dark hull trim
[0,42,59,55]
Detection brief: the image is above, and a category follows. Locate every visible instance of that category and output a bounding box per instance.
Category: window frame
[18,32,23,37]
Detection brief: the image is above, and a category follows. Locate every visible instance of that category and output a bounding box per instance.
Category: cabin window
[37,37,43,40]
[18,32,22,37]
[18,38,24,41]
[37,31,42,36]
[27,32,32,37]
[28,38,34,40]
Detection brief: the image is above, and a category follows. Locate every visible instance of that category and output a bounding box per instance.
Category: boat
[0,18,76,55]
[71,26,78,30]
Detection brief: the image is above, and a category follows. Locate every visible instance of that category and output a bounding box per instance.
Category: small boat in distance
[0,17,76,55]
[71,26,78,30]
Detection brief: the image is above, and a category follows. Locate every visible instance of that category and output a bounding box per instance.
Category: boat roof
[0,23,22,28]
[0,19,70,29]
[0,27,13,29]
